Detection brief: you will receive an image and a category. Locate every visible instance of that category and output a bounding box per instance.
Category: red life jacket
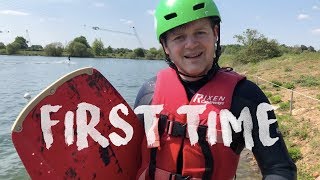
[137,67,245,180]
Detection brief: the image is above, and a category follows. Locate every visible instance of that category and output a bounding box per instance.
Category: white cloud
[311,28,320,35]
[46,0,73,3]
[297,14,310,20]
[147,9,155,16]
[0,10,29,16]
[120,19,134,26]
[312,5,320,10]
[93,2,105,8]
[39,17,64,23]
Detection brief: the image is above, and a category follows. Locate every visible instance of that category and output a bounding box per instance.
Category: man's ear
[160,39,169,55]
[213,25,219,40]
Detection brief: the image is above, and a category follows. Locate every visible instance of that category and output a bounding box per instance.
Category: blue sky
[1,0,320,50]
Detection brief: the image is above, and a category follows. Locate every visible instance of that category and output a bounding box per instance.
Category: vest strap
[165,119,224,143]
[139,167,202,180]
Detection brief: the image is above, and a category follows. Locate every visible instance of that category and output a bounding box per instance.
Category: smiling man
[134,0,297,179]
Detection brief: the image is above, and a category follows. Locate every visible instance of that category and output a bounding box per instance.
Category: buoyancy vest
[137,67,245,180]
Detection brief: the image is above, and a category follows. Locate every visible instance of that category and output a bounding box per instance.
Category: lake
[0,55,261,179]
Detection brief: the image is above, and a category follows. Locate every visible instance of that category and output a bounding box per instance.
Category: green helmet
[155,0,221,41]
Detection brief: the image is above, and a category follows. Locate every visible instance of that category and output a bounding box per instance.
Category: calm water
[0,55,260,179]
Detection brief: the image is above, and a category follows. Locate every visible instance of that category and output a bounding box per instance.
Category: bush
[264,91,273,98]
[271,80,282,88]
[270,95,282,104]
[283,82,295,89]
[233,29,282,64]
[0,42,5,49]
[288,146,302,162]
[295,75,319,87]
[6,42,21,54]
[316,94,320,100]
[44,42,64,56]
[0,49,6,54]
[279,101,290,111]
[222,44,243,55]
[67,36,93,57]
[292,128,309,140]
[284,67,292,72]
[260,85,266,90]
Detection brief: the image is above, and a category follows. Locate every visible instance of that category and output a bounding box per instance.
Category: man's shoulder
[134,76,156,108]
[233,79,270,104]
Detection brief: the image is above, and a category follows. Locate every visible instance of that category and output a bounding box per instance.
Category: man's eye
[197,31,206,35]
[173,35,184,41]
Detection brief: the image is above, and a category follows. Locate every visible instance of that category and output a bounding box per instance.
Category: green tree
[92,39,104,56]
[308,46,316,52]
[156,47,165,59]
[14,36,28,49]
[133,48,145,58]
[105,46,113,53]
[114,48,132,54]
[222,44,243,55]
[44,42,64,56]
[6,42,21,54]
[300,45,308,51]
[68,41,93,57]
[29,45,43,51]
[0,42,5,49]
[145,47,158,59]
[234,29,265,46]
[67,36,93,57]
[73,36,90,48]
[233,29,282,64]
[145,47,165,60]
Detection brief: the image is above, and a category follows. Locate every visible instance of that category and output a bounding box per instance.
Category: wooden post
[290,90,293,115]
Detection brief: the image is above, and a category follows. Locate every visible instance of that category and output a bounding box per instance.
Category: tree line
[0,36,165,60]
[221,29,319,64]
[0,29,319,63]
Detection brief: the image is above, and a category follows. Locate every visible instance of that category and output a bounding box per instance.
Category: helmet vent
[164,13,177,20]
[193,3,205,10]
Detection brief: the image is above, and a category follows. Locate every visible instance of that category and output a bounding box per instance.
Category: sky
[0,0,320,50]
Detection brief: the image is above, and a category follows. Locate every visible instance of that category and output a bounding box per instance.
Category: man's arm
[134,77,156,124]
[231,79,297,179]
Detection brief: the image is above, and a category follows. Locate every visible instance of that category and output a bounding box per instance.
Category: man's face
[163,18,217,80]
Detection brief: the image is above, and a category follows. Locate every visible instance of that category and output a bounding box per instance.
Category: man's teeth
[185,52,202,58]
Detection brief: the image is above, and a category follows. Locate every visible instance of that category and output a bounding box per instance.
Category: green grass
[283,82,295,89]
[264,91,273,98]
[271,80,283,88]
[270,95,282,104]
[295,75,320,87]
[288,146,302,162]
[284,67,292,72]
[279,101,290,111]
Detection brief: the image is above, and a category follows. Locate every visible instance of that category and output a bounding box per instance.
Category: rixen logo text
[192,93,226,105]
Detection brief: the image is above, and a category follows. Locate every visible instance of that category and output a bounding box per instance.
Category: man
[134,0,297,179]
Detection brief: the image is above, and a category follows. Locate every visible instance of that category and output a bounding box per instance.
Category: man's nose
[184,36,199,49]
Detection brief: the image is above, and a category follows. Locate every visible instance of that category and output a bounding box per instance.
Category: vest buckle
[169,173,191,180]
[166,120,187,137]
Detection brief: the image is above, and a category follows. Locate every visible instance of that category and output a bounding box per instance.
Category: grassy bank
[220,52,320,179]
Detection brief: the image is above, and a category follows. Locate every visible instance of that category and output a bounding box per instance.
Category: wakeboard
[11,67,143,179]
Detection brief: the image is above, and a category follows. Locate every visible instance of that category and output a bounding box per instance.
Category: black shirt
[134,71,297,179]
